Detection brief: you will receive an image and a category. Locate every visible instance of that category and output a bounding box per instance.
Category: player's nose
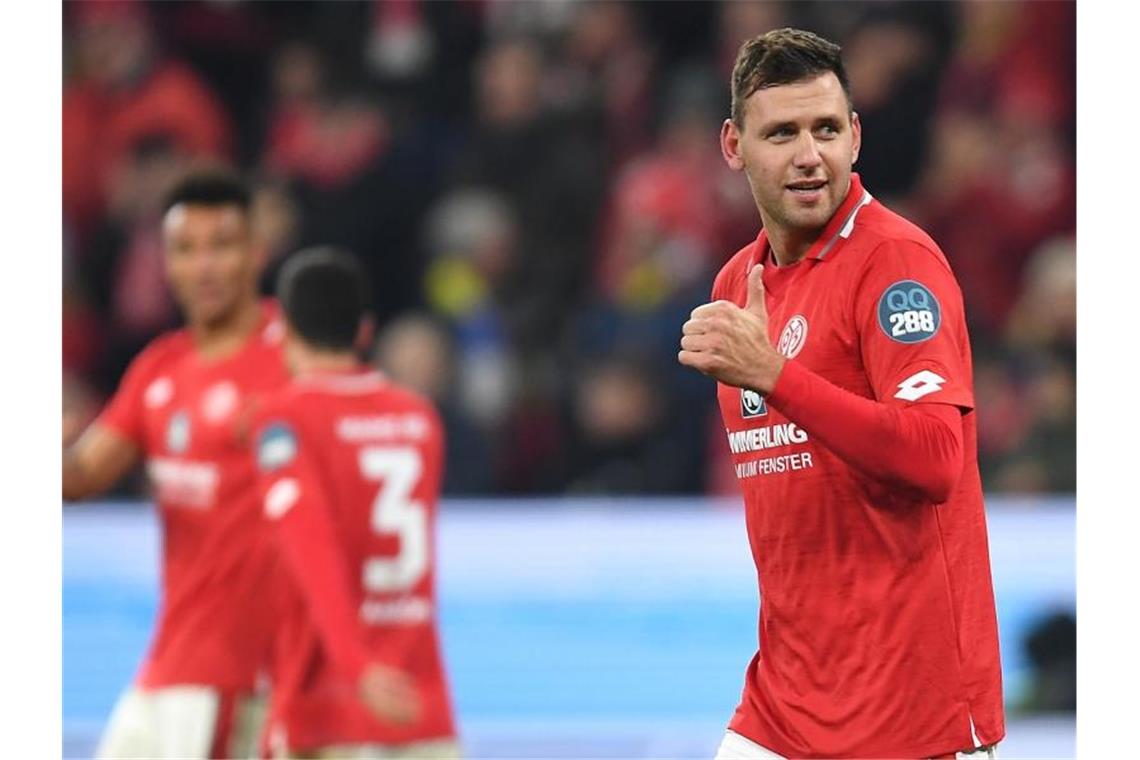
[792,132,823,168]
[191,247,224,276]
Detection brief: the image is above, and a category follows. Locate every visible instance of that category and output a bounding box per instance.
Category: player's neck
[763,222,820,267]
[292,350,361,378]
[190,298,262,360]
[763,175,856,266]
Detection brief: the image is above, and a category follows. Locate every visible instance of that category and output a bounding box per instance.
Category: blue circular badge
[258,422,298,472]
[876,280,941,344]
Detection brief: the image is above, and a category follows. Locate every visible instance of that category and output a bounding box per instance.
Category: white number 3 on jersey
[359,446,429,593]
[894,370,947,402]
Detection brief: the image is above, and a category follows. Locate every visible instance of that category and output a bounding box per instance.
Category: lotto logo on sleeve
[264,477,300,519]
[258,423,298,472]
[894,370,947,401]
[877,280,941,343]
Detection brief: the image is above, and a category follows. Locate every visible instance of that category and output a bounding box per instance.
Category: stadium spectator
[913,0,1075,333]
[837,4,955,199]
[268,86,437,326]
[250,179,303,295]
[454,37,605,357]
[546,1,658,171]
[80,136,200,392]
[261,41,328,180]
[147,0,276,164]
[421,187,520,432]
[375,313,496,494]
[563,355,700,494]
[63,0,231,243]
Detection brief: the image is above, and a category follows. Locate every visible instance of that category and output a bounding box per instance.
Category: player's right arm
[63,424,140,501]
[62,341,164,501]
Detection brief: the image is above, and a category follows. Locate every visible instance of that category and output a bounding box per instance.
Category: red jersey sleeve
[853,240,974,411]
[769,362,964,503]
[97,338,169,445]
[254,409,372,682]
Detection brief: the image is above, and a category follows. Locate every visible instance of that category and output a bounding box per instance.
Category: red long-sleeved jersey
[98,301,289,692]
[713,174,1004,758]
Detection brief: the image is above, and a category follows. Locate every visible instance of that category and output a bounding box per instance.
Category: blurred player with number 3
[252,247,459,759]
[679,29,1005,760]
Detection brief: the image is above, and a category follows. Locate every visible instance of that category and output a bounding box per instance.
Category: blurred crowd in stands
[62,0,1075,497]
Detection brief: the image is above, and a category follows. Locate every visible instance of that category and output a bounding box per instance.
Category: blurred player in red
[678,29,1004,759]
[63,170,289,758]
[251,247,459,759]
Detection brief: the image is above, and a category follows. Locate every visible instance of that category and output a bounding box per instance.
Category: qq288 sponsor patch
[877,280,941,343]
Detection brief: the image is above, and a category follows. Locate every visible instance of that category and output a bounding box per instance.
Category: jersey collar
[296,367,389,394]
[752,173,874,267]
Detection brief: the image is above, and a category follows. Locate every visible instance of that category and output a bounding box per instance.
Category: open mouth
[786,180,827,194]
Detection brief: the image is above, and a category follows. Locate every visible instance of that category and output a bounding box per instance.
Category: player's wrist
[764,355,802,407]
[748,349,785,395]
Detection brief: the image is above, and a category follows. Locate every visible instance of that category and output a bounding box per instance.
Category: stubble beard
[761,195,831,238]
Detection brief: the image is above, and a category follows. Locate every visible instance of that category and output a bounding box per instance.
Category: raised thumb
[744,263,766,317]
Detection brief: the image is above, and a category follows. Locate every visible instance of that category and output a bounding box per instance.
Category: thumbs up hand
[678,264,786,394]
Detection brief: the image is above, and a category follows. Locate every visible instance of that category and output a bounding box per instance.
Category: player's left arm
[768,239,971,500]
[254,417,373,683]
[850,239,975,413]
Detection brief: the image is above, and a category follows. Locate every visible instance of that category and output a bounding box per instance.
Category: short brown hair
[730,28,851,126]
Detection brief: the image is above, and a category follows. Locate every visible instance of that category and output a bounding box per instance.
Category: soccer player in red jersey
[678,30,1004,759]
[251,247,459,759]
[63,171,290,758]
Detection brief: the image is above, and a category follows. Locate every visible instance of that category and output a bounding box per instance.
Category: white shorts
[95,685,266,759]
[713,729,999,760]
[279,739,462,760]
[714,730,784,759]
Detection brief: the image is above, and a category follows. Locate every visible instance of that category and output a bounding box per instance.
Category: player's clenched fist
[359,662,422,725]
[678,264,785,394]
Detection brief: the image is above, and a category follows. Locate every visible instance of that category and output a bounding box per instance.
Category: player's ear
[355,314,377,358]
[721,118,746,172]
[248,231,269,276]
[850,110,862,166]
